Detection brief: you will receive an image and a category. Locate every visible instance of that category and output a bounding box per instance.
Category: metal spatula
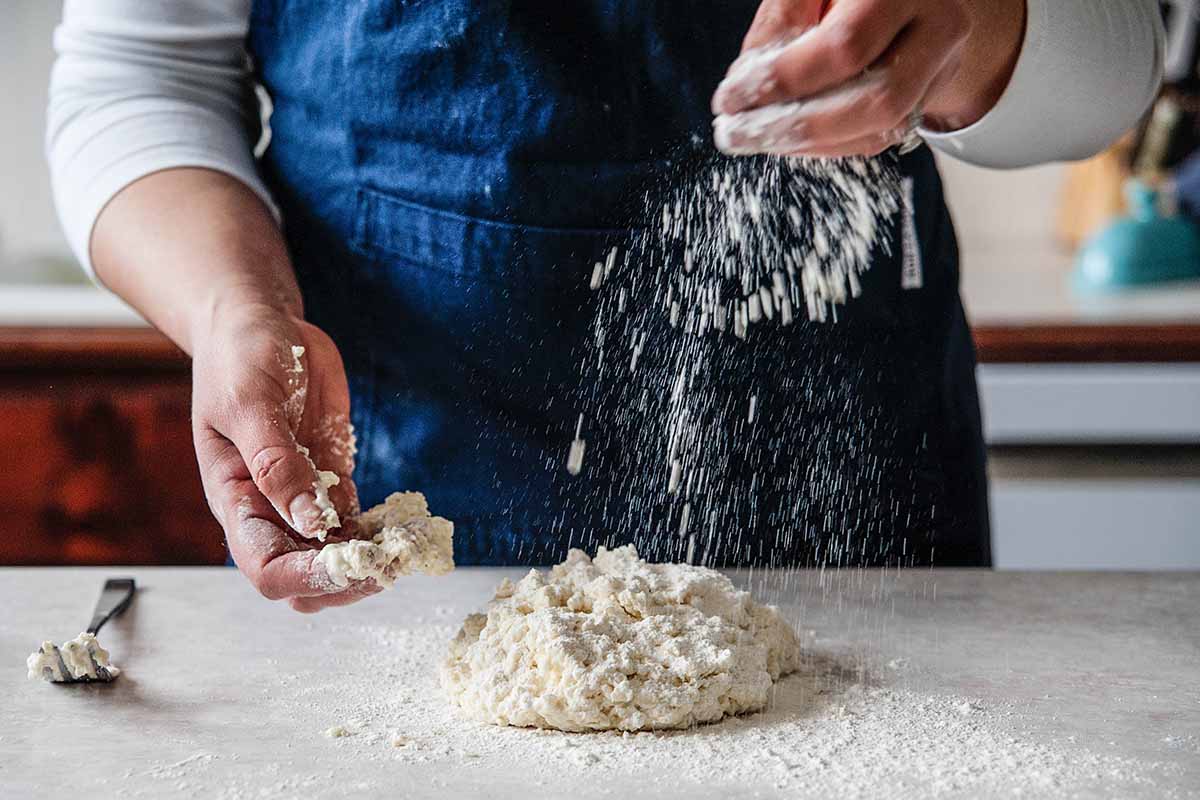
[29,578,136,684]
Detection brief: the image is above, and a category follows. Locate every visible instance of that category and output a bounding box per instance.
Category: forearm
[91,167,302,356]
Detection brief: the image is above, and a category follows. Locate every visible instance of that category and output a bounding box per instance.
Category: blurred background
[2,3,1198,569]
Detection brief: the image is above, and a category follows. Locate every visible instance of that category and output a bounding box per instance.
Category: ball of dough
[441,546,800,732]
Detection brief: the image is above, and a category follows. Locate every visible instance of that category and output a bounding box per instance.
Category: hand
[191,305,379,613]
[712,0,1026,158]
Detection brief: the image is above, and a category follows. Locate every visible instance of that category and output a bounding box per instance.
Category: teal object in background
[1074,180,1200,293]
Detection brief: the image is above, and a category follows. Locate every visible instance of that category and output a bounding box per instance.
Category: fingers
[196,432,348,603]
[716,117,912,160]
[741,0,825,51]
[715,70,920,157]
[228,502,377,607]
[713,31,816,117]
[715,0,916,116]
[228,494,376,604]
[225,402,334,539]
[227,494,378,606]
[780,127,909,159]
[229,503,378,608]
[287,582,384,614]
[764,1,917,107]
[230,514,341,601]
[715,6,969,158]
[713,81,909,157]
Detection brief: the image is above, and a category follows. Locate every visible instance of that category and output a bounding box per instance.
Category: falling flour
[566,153,907,568]
[441,546,800,732]
[620,153,900,332]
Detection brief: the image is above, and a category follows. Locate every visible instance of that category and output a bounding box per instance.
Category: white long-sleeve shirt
[48,0,1165,274]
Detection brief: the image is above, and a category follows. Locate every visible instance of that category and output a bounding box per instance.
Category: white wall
[936,155,1081,324]
[0,2,78,282]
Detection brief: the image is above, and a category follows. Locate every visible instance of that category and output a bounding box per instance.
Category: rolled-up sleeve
[923,0,1165,169]
[47,0,276,275]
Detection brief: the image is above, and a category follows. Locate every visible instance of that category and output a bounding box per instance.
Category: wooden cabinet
[3,322,1200,566]
[975,326,1200,570]
[0,328,224,565]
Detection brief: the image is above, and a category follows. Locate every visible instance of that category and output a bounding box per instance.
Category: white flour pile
[315,492,455,588]
[440,546,800,731]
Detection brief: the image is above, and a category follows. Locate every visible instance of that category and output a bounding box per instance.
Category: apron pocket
[348,186,632,428]
[352,187,630,289]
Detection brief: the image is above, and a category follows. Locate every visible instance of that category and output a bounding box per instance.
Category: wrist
[187,285,304,358]
[924,0,1027,132]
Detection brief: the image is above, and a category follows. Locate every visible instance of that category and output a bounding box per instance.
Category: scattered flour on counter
[315,492,454,589]
[273,623,1184,800]
[27,632,120,682]
[136,753,217,780]
[116,616,1188,800]
[441,546,802,731]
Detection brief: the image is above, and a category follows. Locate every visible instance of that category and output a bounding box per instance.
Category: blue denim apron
[247,1,991,567]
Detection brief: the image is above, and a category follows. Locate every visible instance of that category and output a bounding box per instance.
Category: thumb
[226,402,340,539]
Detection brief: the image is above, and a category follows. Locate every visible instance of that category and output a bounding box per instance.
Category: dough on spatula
[27,632,120,682]
[441,546,800,732]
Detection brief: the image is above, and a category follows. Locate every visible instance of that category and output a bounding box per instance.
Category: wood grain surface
[973,323,1200,363]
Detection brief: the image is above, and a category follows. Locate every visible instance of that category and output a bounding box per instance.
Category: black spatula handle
[86,578,137,635]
